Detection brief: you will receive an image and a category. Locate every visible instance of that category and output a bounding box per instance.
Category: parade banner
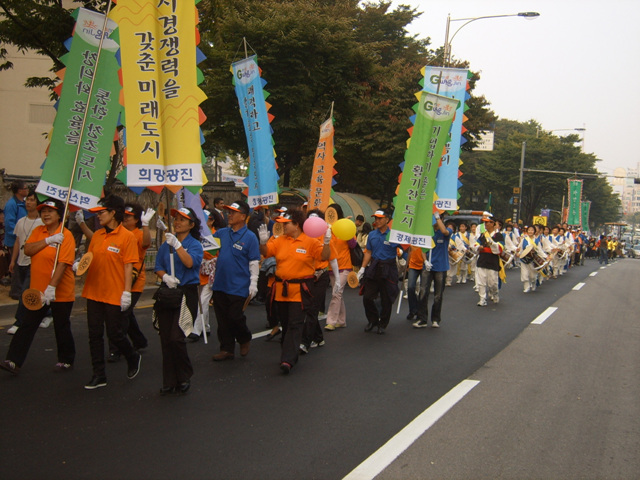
[37,8,121,208]
[232,56,279,208]
[532,215,547,226]
[567,179,583,225]
[390,92,459,246]
[581,200,591,231]
[422,67,469,211]
[111,0,207,189]
[308,117,336,211]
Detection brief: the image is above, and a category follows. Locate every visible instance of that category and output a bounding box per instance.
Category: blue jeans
[407,268,422,316]
[417,270,447,324]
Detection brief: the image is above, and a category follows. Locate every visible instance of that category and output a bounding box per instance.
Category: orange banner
[308,117,336,211]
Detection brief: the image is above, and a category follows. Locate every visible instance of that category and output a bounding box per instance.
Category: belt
[274,276,314,297]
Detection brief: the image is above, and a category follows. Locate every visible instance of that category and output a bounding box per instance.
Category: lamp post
[443,12,540,66]
[536,127,587,151]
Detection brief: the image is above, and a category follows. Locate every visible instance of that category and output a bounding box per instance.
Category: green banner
[567,179,583,226]
[581,200,591,231]
[390,92,459,247]
[36,8,121,208]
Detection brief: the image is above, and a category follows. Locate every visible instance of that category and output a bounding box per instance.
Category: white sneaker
[477,300,487,307]
[523,287,530,293]
[318,313,328,321]
[431,321,440,328]
[6,325,18,335]
[491,295,500,304]
[40,316,53,328]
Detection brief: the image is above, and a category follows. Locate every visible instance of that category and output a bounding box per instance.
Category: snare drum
[499,250,514,267]
[531,251,548,270]
[449,249,464,265]
[462,249,476,264]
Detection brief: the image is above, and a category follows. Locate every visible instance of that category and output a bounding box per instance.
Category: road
[0,258,638,479]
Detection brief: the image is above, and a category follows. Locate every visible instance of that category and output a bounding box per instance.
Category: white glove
[248,260,259,299]
[333,278,342,295]
[120,291,131,311]
[165,233,182,250]
[424,260,433,271]
[141,208,155,227]
[324,225,332,245]
[356,268,365,282]
[162,273,181,289]
[75,210,85,224]
[434,212,440,220]
[45,233,65,246]
[42,285,56,305]
[72,261,80,273]
[156,218,167,231]
[258,224,270,245]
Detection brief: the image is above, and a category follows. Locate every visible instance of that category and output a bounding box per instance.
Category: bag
[350,243,364,267]
[153,285,184,310]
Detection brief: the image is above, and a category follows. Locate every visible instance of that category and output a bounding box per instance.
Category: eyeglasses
[96,209,111,216]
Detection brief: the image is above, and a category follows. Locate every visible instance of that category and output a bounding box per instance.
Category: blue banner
[231,56,279,207]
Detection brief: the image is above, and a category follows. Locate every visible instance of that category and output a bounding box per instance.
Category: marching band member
[550,226,565,278]
[518,226,540,293]
[445,220,458,286]
[468,222,478,286]
[454,222,470,284]
[474,216,504,306]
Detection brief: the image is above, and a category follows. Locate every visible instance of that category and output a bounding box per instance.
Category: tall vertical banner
[37,8,121,208]
[390,92,459,246]
[308,117,336,210]
[232,56,279,207]
[567,179,583,225]
[581,200,591,231]
[422,67,469,211]
[111,0,206,189]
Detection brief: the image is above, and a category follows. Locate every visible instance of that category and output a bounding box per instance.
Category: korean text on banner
[308,118,336,211]
[111,0,206,188]
[581,200,591,231]
[37,8,121,209]
[423,67,468,212]
[232,56,279,208]
[390,92,459,247]
[567,179,583,226]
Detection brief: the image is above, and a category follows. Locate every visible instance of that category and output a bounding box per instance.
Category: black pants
[6,301,75,368]
[212,290,252,354]
[87,299,137,377]
[156,284,197,388]
[108,291,147,354]
[276,301,305,367]
[416,270,446,323]
[12,264,31,327]
[362,278,395,328]
[301,270,330,347]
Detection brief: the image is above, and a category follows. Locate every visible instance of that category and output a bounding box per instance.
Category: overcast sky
[391,0,640,176]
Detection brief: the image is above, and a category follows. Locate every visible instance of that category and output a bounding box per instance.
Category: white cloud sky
[390,0,640,175]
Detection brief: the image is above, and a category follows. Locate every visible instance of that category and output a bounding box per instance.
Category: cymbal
[76,251,93,276]
[347,271,359,288]
[22,288,43,311]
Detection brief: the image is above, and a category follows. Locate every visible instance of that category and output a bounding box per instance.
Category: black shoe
[177,381,190,394]
[280,362,291,375]
[364,322,376,332]
[127,353,141,379]
[187,333,200,343]
[107,352,120,363]
[265,329,282,342]
[160,386,176,396]
[406,313,416,321]
[85,376,107,390]
[377,327,386,335]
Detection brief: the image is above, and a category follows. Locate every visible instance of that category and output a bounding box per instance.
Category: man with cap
[211,200,261,361]
[357,208,401,334]
[474,215,504,306]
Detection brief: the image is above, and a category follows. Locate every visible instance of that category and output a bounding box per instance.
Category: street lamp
[443,12,540,66]
[536,126,587,151]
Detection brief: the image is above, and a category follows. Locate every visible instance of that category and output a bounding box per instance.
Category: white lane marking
[589,272,598,277]
[572,282,586,291]
[343,379,480,480]
[531,306,558,325]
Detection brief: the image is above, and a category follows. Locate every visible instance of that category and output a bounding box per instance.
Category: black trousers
[87,299,137,377]
[108,291,147,353]
[6,301,75,368]
[362,277,395,328]
[156,284,197,388]
[212,290,252,354]
[276,301,305,367]
[301,270,330,347]
[416,270,446,323]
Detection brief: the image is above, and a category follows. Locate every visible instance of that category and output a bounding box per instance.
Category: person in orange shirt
[0,198,76,375]
[258,209,330,374]
[81,195,141,390]
[324,204,353,331]
[405,245,425,322]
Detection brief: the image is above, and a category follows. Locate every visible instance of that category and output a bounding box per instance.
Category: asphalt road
[0,258,635,479]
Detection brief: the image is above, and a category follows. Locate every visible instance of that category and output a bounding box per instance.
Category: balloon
[303,216,327,238]
[332,218,356,241]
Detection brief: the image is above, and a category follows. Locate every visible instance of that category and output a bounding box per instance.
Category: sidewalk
[376,260,640,479]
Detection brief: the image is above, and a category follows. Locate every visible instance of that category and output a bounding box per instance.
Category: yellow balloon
[332,218,356,241]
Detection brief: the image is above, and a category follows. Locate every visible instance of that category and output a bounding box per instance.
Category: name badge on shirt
[384,241,390,245]
[107,246,120,254]
[437,239,443,244]
[296,248,307,254]
[233,243,243,251]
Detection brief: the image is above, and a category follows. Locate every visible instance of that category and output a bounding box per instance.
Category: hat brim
[170,208,192,220]
[37,204,61,212]
[224,205,248,215]
[481,217,495,222]
[275,217,292,223]
[88,206,107,213]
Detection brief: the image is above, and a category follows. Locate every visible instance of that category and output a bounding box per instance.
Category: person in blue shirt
[154,207,203,395]
[4,181,28,299]
[357,209,401,334]
[210,200,260,361]
[413,213,451,328]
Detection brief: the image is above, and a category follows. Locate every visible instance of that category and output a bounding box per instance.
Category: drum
[531,251,548,270]
[499,250,514,267]
[519,245,534,264]
[462,249,476,264]
[449,249,464,265]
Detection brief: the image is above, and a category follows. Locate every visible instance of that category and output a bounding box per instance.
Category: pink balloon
[303,216,327,238]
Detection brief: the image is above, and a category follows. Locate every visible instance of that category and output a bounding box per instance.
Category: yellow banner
[111,0,206,187]
[308,118,336,211]
[532,215,547,226]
